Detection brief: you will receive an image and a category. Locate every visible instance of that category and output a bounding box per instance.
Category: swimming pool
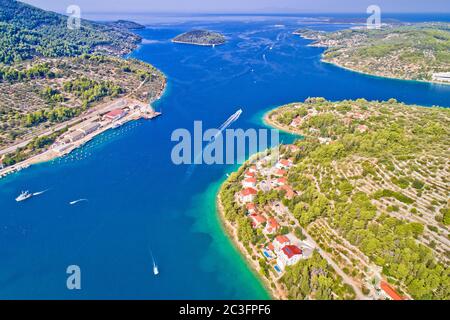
[263,250,272,259]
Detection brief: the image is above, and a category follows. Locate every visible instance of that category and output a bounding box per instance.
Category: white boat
[112,121,122,129]
[16,191,32,202]
[153,262,159,276]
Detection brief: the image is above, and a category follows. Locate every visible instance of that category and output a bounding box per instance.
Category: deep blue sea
[1,14,450,299]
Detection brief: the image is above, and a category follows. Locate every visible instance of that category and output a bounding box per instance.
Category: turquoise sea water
[1,14,450,299]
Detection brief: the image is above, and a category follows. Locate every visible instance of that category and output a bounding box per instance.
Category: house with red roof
[277,245,302,270]
[244,171,255,179]
[276,159,293,170]
[273,235,290,252]
[242,177,257,188]
[290,116,303,128]
[287,144,300,153]
[275,177,287,186]
[273,169,286,177]
[248,165,257,173]
[264,217,280,234]
[380,281,404,301]
[277,185,295,200]
[249,213,266,228]
[104,109,127,121]
[357,124,369,133]
[239,187,257,203]
[246,203,257,214]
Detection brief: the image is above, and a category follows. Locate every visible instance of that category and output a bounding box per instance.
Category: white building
[239,188,257,203]
[78,122,100,136]
[64,131,85,143]
[277,245,302,270]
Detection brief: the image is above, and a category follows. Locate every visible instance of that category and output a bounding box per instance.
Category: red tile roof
[267,218,279,228]
[241,188,257,196]
[380,281,403,301]
[244,177,257,183]
[244,171,255,177]
[277,185,295,199]
[250,213,266,224]
[282,245,302,258]
[275,235,290,244]
[246,203,256,210]
[105,109,124,118]
[274,169,287,176]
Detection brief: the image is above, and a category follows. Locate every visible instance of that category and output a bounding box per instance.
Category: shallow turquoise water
[0,15,449,299]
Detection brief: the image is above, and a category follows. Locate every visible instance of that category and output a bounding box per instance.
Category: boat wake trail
[69,199,88,205]
[149,247,159,276]
[33,189,49,196]
[185,109,243,180]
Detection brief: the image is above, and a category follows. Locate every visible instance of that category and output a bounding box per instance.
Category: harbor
[0,98,162,179]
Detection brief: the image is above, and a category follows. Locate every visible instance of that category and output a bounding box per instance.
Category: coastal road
[0,77,152,158]
[299,224,368,300]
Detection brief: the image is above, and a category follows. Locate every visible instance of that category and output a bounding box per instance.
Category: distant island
[172,30,226,46]
[294,23,450,84]
[0,0,166,177]
[107,20,145,30]
[219,97,449,300]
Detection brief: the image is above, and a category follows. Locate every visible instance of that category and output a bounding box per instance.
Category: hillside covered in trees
[0,0,141,64]
[220,98,449,300]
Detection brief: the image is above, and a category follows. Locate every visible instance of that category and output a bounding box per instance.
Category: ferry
[16,191,32,202]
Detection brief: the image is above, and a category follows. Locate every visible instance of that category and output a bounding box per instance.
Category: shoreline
[262,110,303,136]
[215,113,301,301]
[0,81,167,179]
[294,34,450,87]
[322,59,450,87]
[216,182,284,300]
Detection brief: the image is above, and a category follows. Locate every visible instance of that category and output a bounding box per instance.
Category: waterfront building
[277,245,302,270]
[78,122,101,135]
[104,109,127,121]
[64,130,85,143]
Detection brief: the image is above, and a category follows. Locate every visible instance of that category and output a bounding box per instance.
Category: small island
[107,20,146,30]
[294,23,450,84]
[172,30,226,46]
[218,97,449,300]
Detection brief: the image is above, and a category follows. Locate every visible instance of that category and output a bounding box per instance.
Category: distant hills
[0,0,142,64]
[106,20,145,30]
